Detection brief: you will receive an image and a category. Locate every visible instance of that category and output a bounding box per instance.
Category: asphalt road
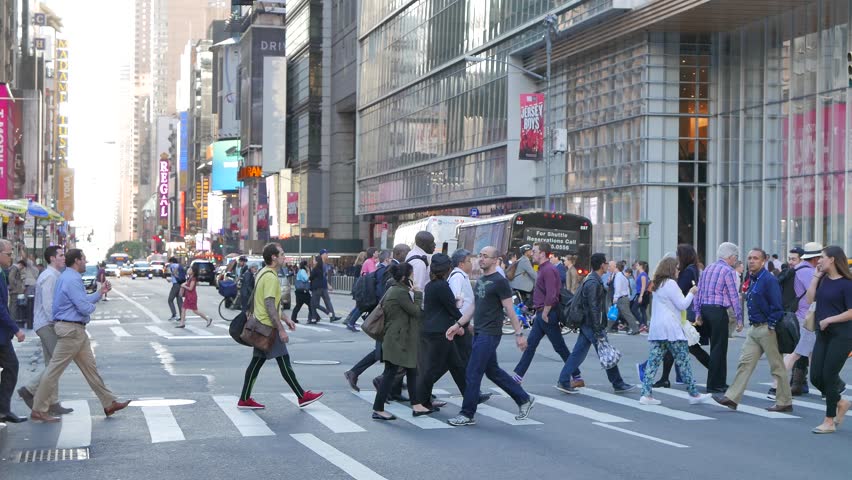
[2,276,851,480]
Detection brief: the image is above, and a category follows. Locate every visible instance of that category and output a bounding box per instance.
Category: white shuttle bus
[393,216,472,254]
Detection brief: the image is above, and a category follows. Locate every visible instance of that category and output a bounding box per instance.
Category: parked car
[105,264,120,277]
[132,261,155,279]
[82,264,99,293]
[190,260,216,285]
[278,268,292,311]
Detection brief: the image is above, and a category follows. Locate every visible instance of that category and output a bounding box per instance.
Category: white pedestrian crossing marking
[489,388,631,423]
[110,288,164,323]
[141,406,185,443]
[282,394,366,433]
[579,388,714,421]
[296,324,331,333]
[90,319,121,325]
[109,327,131,337]
[184,325,213,336]
[593,423,689,448]
[291,433,388,480]
[352,391,451,429]
[212,395,275,436]
[739,389,825,411]
[432,390,541,425]
[146,326,171,337]
[656,388,799,419]
[56,400,91,448]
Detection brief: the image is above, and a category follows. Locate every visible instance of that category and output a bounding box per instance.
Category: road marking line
[432,390,541,425]
[739,389,825,411]
[90,319,121,325]
[488,388,631,423]
[56,400,91,448]
[85,330,92,338]
[183,325,213,336]
[212,395,275,436]
[282,394,365,433]
[165,335,232,340]
[290,433,388,480]
[296,324,331,333]
[151,342,214,385]
[109,327,131,337]
[656,388,798,419]
[110,288,163,323]
[141,406,185,443]
[352,391,451,429]
[580,388,714,421]
[210,324,230,330]
[593,422,689,448]
[146,326,171,337]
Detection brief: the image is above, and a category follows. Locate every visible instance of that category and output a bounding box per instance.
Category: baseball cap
[519,244,533,253]
[319,249,329,255]
[801,242,823,260]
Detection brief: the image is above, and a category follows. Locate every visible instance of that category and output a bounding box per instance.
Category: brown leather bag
[239,270,278,351]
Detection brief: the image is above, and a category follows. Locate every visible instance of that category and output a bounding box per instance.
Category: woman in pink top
[361,247,379,275]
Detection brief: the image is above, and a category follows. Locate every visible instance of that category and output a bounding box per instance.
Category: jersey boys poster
[519,93,544,160]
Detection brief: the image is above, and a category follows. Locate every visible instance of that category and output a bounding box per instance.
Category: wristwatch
[515,331,524,337]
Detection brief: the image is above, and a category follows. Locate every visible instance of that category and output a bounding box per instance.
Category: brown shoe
[344,371,359,392]
[30,411,60,423]
[17,387,34,409]
[104,400,131,417]
[713,395,738,410]
[570,379,586,389]
[766,404,793,413]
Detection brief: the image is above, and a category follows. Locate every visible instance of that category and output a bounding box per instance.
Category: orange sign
[237,166,263,181]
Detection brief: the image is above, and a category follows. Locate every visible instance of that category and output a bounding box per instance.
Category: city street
[1,277,850,479]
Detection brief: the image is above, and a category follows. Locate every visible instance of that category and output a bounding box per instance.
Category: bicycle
[502,293,533,335]
[217,279,241,321]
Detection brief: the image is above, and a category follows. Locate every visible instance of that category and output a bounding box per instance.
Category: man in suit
[0,239,27,423]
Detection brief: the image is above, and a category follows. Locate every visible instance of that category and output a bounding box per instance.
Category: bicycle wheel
[219,298,239,321]
[501,318,515,335]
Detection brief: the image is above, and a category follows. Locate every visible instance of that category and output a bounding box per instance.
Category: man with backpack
[406,231,434,291]
[346,249,384,332]
[556,252,636,394]
[166,257,185,321]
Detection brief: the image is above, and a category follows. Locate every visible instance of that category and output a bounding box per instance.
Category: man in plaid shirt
[694,242,743,393]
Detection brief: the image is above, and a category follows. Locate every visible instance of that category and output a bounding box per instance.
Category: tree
[107,240,148,260]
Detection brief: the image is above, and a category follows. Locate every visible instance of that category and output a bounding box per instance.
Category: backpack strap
[247,270,277,316]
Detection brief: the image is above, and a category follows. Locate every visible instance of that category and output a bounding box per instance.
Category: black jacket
[309,259,326,290]
[581,271,605,334]
[421,279,462,334]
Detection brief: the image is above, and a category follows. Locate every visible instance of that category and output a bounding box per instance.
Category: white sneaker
[639,396,661,405]
[689,393,712,405]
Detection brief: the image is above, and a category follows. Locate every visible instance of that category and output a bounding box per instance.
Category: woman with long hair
[291,260,311,323]
[372,262,421,420]
[176,263,212,328]
[638,257,711,405]
[807,246,852,433]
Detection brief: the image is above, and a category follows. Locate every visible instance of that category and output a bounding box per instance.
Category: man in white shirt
[405,231,434,291]
[17,246,74,416]
[611,261,640,335]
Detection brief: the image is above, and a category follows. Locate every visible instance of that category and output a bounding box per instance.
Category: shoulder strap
[247,270,277,315]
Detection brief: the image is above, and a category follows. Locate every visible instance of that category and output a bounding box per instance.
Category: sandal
[206,318,213,327]
[812,424,836,434]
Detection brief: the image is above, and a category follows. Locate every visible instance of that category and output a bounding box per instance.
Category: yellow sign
[57,167,75,221]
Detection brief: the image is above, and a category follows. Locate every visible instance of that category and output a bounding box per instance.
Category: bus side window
[442,242,448,254]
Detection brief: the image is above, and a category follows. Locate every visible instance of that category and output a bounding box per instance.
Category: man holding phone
[30,249,131,423]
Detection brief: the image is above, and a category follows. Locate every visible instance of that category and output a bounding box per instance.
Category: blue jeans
[345,306,361,327]
[513,310,579,378]
[460,334,530,418]
[557,324,626,387]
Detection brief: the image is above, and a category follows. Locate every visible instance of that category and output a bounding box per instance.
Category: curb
[0,422,7,453]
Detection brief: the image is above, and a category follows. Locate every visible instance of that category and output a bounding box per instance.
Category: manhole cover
[129,399,196,407]
[12,448,89,463]
[292,360,340,365]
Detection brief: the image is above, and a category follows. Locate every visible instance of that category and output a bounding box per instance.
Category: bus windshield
[109,253,130,267]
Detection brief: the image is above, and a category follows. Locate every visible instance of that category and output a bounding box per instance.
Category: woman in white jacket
[639,257,713,405]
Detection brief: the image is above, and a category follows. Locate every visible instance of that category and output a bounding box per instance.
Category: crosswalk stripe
[296,324,331,333]
[579,388,714,421]
[431,390,541,425]
[739,390,825,411]
[146,326,171,337]
[184,325,213,336]
[141,406,185,443]
[655,388,799,419]
[210,324,230,331]
[488,388,631,423]
[212,395,275,436]
[110,288,163,323]
[90,319,121,325]
[352,391,451,429]
[282,394,366,433]
[109,327,131,337]
[291,433,388,480]
[56,400,91,448]
[593,422,689,448]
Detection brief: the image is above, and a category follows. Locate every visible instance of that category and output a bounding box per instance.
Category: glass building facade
[357,0,852,264]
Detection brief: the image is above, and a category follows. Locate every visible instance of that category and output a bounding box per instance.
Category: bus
[456,210,593,276]
[393,216,472,254]
[108,253,131,267]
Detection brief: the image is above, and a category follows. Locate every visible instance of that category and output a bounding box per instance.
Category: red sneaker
[237,398,265,409]
[298,391,324,408]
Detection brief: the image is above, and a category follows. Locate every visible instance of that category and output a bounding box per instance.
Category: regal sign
[159,154,170,218]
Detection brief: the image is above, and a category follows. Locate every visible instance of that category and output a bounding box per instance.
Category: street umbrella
[0,199,29,216]
[25,199,64,221]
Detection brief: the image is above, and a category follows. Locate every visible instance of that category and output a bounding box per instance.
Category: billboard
[0,84,10,199]
[210,139,242,191]
[287,192,298,224]
[519,93,545,160]
[57,167,74,221]
[179,112,189,190]
[158,154,170,218]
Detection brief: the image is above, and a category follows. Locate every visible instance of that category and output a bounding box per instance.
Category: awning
[0,198,64,221]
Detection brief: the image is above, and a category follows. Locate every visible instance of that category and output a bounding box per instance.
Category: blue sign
[210,140,242,192]
[179,112,189,189]
[470,208,480,218]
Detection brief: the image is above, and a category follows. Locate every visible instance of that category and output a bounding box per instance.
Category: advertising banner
[210,139,242,191]
[57,167,74,221]
[179,112,189,191]
[519,93,545,161]
[287,192,298,224]
[0,84,10,199]
[158,154,170,218]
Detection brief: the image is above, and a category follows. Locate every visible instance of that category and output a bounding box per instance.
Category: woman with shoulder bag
[176,263,213,328]
[638,257,712,406]
[808,246,852,434]
[291,260,312,323]
[372,262,422,420]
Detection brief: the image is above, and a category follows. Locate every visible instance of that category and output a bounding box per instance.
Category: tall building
[133,0,153,241]
[116,64,134,242]
[356,0,852,266]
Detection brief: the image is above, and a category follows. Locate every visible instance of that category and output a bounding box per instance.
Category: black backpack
[352,272,378,312]
[563,275,601,329]
[556,287,575,326]
[778,266,806,313]
[406,255,428,267]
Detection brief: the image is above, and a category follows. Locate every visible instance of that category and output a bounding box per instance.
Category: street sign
[470,208,480,218]
[33,13,46,26]
[34,38,46,51]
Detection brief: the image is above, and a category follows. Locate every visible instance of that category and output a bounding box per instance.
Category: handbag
[606,304,619,322]
[596,336,622,370]
[776,312,800,354]
[236,270,278,350]
[680,316,701,346]
[361,292,389,342]
[803,303,816,332]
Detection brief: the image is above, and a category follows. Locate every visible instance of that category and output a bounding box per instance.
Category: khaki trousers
[25,325,60,405]
[725,324,792,406]
[32,322,116,412]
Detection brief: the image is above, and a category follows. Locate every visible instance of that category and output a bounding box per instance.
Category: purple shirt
[793,262,814,320]
[533,261,561,308]
[693,259,743,324]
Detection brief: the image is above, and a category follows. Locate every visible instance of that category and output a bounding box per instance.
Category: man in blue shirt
[714,248,792,413]
[30,249,130,423]
[0,239,27,423]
